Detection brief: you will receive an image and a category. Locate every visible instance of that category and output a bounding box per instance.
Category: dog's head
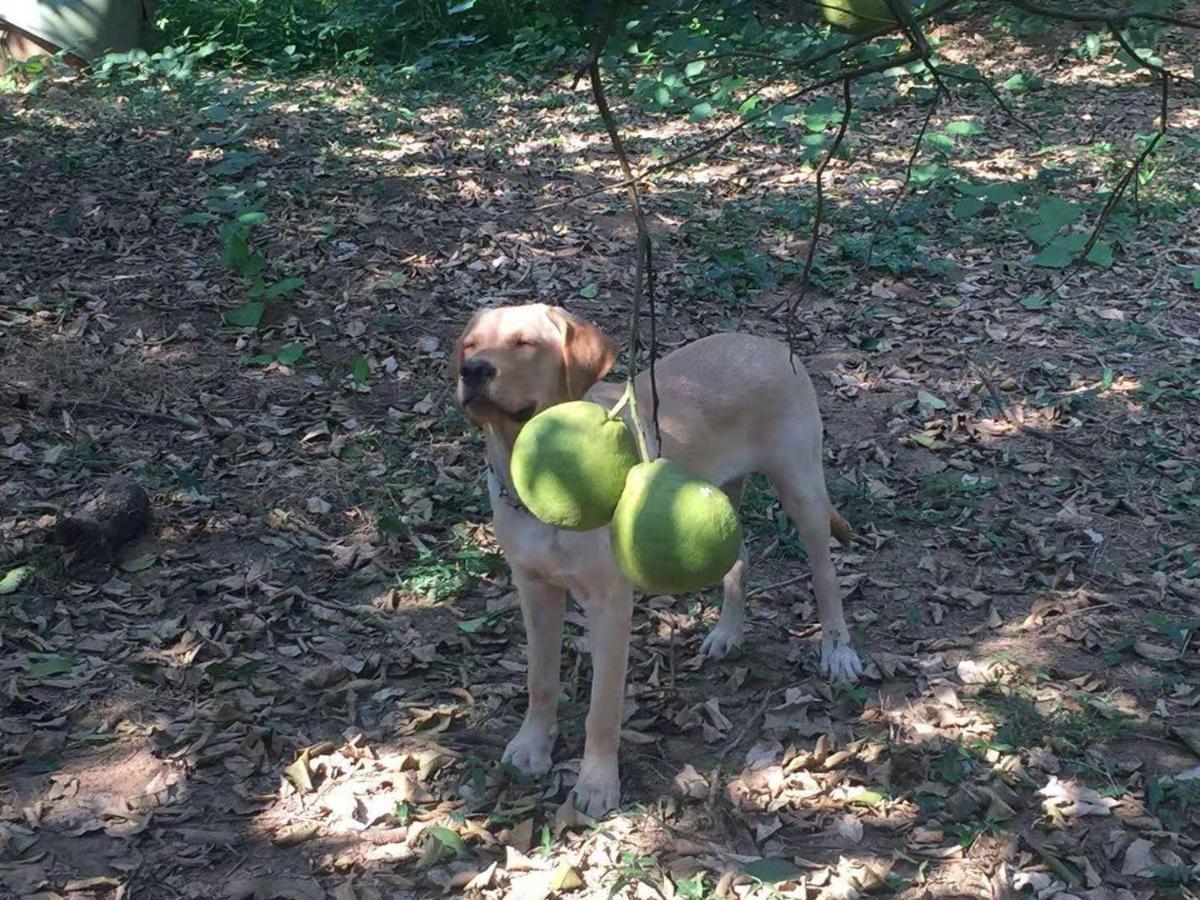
[452,304,616,434]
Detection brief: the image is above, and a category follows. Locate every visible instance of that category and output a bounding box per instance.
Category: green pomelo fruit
[610,459,743,594]
[821,0,897,35]
[511,401,640,531]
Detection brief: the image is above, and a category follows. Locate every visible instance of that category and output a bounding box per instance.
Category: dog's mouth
[461,390,537,423]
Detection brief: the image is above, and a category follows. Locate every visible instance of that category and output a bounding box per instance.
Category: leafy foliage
[153,0,581,70]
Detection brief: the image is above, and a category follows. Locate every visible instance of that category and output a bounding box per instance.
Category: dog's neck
[482,424,520,499]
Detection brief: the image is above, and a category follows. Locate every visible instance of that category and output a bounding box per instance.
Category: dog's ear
[546,307,616,400]
[451,312,482,382]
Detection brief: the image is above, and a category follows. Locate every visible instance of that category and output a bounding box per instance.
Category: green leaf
[1003,71,1042,94]
[1034,237,1078,269]
[27,655,77,679]
[923,132,956,154]
[953,197,987,219]
[1086,241,1113,268]
[1191,268,1200,290]
[579,282,599,299]
[179,211,215,226]
[980,183,1020,204]
[744,857,804,884]
[201,103,232,124]
[219,224,266,277]
[377,513,405,536]
[0,565,34,595]
[849,787,888,807]
[457,616,487,634]
[224,301,265,328]
[1146,776,1163,811]
[247,353,274,366]
[684,59,706,78]
[276,343,306,365]
[264,276,303,298]
[1021,295,1052,310]
[1025,222,1060,246]
[689,101,715,122]
[909,163,945,186]
[654,83,670,106]
[118,554,157,573]
[945,120,984,136]
[447,0,475,13]
[917,390,947,410]
[1037,197,1082,228]
[349,356,371,384]
[237,211,268,226]
[804,96,840,132]
[424,825,469,856]
[910,432,936,448]
[211,150,262,176]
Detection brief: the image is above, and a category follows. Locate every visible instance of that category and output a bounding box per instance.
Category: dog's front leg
[503,569,565,777]
[572,587,633,818]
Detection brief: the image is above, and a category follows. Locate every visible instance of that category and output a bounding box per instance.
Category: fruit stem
[611,382,652,463]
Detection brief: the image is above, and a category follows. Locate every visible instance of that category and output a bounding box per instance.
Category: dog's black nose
[460,357,496,386]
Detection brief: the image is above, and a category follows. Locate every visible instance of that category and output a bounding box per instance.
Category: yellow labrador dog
[453,303,860,816]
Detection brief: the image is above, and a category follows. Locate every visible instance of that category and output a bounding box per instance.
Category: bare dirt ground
[2,12,1200,900]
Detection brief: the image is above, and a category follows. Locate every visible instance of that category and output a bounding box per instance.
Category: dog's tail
[830,505,852,548]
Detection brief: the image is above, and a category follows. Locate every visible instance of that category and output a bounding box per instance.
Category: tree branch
[588,58,663,454]
[866,80,943,268]
[786,77,853,368]
[1003,0,1200,29]
[539,49,920,211]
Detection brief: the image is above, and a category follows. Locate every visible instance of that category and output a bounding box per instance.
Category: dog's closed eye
[512,337,536,348]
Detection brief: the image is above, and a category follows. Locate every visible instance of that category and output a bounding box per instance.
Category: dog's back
[588,332,824,488]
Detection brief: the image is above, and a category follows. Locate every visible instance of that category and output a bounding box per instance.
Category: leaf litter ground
[2,15,1200,900]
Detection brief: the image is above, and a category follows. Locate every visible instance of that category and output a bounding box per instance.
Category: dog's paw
[502,721,555,776]
[819,634,863,682]
[571,757,620,818]
[700,623,744,661]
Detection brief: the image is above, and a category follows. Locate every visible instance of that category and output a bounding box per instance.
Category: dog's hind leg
[766,447,862,682]
[701,478,748,660]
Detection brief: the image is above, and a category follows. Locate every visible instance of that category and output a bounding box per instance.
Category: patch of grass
[1147,775,1200,837]
[399,541,502,603]
[975,685,1132,768]
[741,474,803,556]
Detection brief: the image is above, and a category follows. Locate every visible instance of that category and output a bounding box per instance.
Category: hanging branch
[564,0,1187,385]
[865,80,943,268]
[785,76,854,370]
[1002,0,1200,30]
[539,49,921,212]
[588,58,663,459]
[1080,42,1170,262]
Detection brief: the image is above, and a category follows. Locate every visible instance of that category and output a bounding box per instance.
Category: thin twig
[588,58,662,457]
[786,76,854,371]
[1080,47,1169,262]
[1003,0,1200,30]
[748,572,810,599]
[1015,42,1170,308]
[717,687,781,761]
[865,80,943,268]
[935,66,1037,134]
[538,50,921,212]
[24,394,205,431]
